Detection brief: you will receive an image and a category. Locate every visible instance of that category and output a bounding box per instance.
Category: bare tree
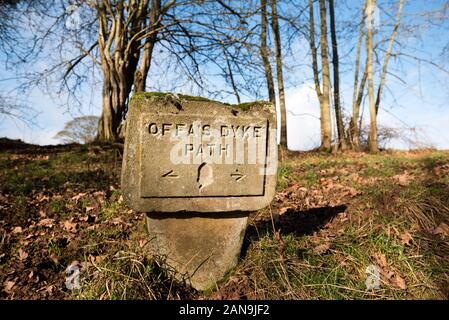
[260,0,276,104]
[7,1,269,142]
[328,0,347,151]
[308,0,332,152]
[349,0,367,151]
[54,115,99,144]
[270,0,287,147]
[366,0,378,153]
[375,0,404,115]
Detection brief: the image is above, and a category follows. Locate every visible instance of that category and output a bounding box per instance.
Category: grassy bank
[1,141,448,299]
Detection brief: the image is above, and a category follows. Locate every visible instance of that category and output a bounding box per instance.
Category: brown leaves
[372,252,407,290]
[393,172,411,186]
[278,207,290,215]
[63,219,77,233]
[433,222,449,238]
[71,192,87,202]
[12,226,23,234]
[312,242,331,255]
[18,248,28,261]
[37,218,55,228]
[3,280,16,294]
[390,273,407,290]
[400,231,413,246]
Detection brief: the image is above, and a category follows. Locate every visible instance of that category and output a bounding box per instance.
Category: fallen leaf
[37,194,50,202]
[373,253,388,269]
[312,242,331,255]
[394,172,410,186]
[80,215,96,223]
[85,206,95,212]
[138,239,147,248]
[18,248,28,261]
[3,280,15,294]
[93,191,106,198]
[37,218,55,228]
[400,231,413,246]
[433,222,449,237]
[391,274,407,290]
[112,217,123,225]
[63,220,77,233]
[89,254,105,265]
[278,207,290,215]
[12,226,23,234]
[71,192,87,202]
[347,187,361,196]
[50,253,59,265]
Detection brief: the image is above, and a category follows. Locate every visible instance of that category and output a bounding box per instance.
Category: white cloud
[284,83,321,151]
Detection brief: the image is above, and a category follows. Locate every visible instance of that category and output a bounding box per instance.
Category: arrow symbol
[231,170,246,182]
[162,170,179,178]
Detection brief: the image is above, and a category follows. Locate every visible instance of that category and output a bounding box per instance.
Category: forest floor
[1,138,448,300]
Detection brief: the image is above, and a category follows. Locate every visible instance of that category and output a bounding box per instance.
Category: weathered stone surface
[121,92,278,213]
[121,92,278,290]
[146,212,248,290]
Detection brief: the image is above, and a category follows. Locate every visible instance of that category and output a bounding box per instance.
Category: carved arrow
[162,170,179,178]
[231,171,246,182]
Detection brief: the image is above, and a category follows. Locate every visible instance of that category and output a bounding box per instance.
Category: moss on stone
[233,100,271,111]
[131,92,215,104]
[130,91,273,112]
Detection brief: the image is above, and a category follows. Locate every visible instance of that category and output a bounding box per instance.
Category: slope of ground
[1,141,448,299]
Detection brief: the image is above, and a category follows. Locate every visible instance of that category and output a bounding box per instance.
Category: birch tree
[270,0,287,147]
[260,0,276,104]
[308,0,332,151]
[366,0,378,153]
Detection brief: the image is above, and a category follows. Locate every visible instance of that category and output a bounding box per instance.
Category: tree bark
[308,0,321,99]
[350,0,367,151]
[328,0,347,150]
[375,0,404,115]
[270,0,287,147]
[260,0,275,104]
[134,0,160,92]
[318,0,332,152]
[96,0,163,141]
[366,0,379,153]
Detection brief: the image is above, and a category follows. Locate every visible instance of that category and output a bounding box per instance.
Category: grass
[1,142,448,299]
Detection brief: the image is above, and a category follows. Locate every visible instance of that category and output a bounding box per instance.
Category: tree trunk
[260,0,275,104]
[134,0,160,92]
[308,0,321,99]
[271,0,287,147]
[375,0,404,115]
[367,0,379,153]
[318,0,332,152]
[96,0,162,141]
[350,0,367,151]
[328,0,347,151]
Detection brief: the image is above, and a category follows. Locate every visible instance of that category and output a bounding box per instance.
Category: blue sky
[0,0,448,150]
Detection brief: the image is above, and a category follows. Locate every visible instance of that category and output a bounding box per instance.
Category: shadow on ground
[241,205,347,257]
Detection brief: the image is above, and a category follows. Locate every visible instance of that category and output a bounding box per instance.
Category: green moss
[131,91,215,104]
[130,91,273,111]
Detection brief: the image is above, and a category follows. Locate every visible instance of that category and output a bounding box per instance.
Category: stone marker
[121,92,277,290]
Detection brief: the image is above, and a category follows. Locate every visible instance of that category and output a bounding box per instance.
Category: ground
[1,138,448,299]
